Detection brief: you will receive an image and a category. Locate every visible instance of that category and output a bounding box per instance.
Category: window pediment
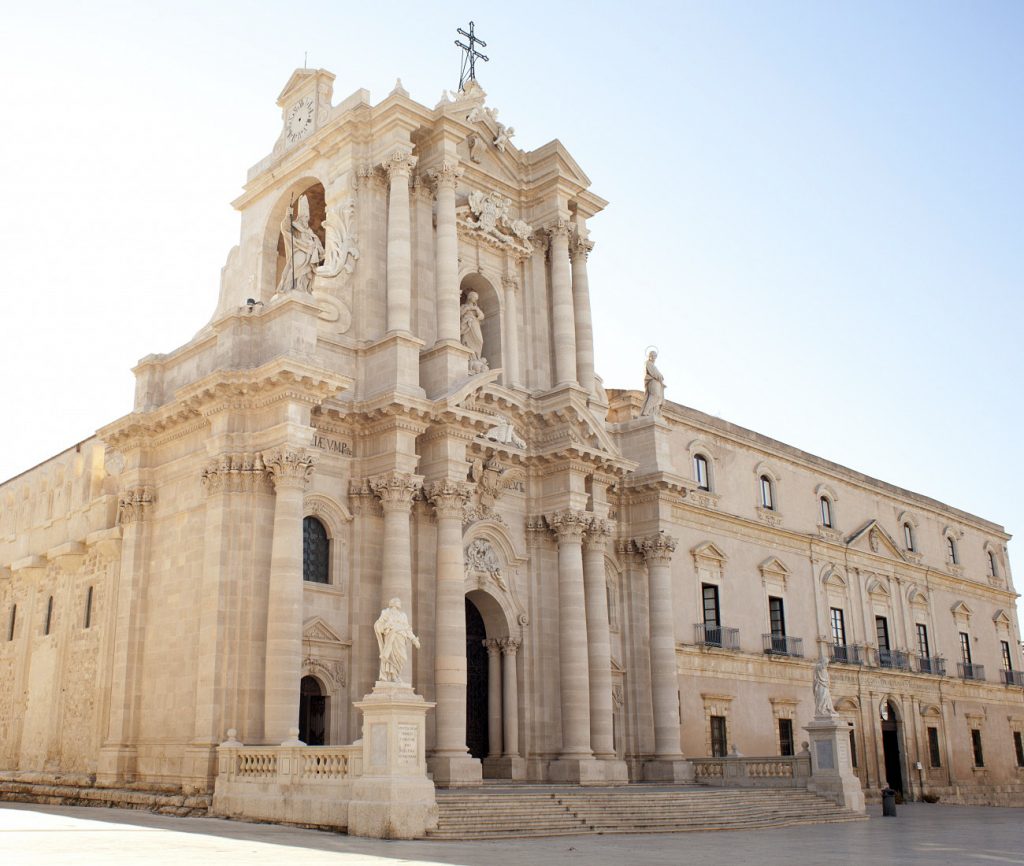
[758,556,790,585]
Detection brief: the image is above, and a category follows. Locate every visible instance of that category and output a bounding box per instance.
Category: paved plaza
[1,801,1022,866]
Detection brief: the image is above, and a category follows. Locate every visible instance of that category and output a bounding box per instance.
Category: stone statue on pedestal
[276,194,324,294]
[460,291,489,373]
[813,655,837,718]
[373,598,420,683]
[640,350,665,417]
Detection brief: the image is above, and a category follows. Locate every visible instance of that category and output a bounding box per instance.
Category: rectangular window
[760,476,774,510]
[875,616,890,652]
[44,597,53,636]
[778,718,794,757]
[702,583,720,628]
[830,608,846,646]
[694,455,709,491]
[849,728,858,768]
[84,586,93,630]
[960,632,972,666]
[769,596,786,638]
[971,729,984,768]
[1014,731,1024,768]
[927,726,942,768]
[1002,640,1013,671]
[7,605,15,642]
[916,623,930,659]
[710,715,728,758]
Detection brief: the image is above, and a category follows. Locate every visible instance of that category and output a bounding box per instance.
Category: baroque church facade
[1,69,1022,804]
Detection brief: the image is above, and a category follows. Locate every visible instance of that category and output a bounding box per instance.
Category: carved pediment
[951,600,973,621]
[865,575,891,597]
[846,519,906,561]
[993,609,1012,628]
[821,564,848,588]
[758,556,790,584]
[692,541,728,565]
[302,616,347,645]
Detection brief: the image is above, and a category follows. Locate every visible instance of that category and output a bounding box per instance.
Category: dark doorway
[299,675,327,746]
[881,701,903,795]
[466,598,489,759]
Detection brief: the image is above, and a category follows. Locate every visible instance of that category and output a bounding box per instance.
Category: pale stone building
[1,69,1022,807]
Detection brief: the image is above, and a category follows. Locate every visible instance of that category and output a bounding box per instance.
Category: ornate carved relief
[461,191,533,255]
[465,538,506,591]
[639,531,678,565]
[316,197,359,280]
[264,450,315,490]
[469,456,524,507]
[368,471,421,511]
[116,487,154,525]
[547,509,590,543]
[200,453,273,495]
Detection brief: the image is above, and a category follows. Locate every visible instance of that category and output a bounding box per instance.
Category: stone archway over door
[465,598,489,759]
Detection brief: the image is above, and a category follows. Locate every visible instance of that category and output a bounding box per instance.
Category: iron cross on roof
[455,21,489,91]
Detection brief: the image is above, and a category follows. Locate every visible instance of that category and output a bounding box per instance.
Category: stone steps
[427,787,866,839]
[0,780,211,817]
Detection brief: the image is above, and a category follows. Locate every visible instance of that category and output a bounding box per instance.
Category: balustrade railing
[694,623,740,650]
[221,744,362,784]
[958,662,986,681]
[690,755,811,788]
[916,655,946,676]
[1001,669,1024,687]
[877,648,910,670]
[830,643,864,665]
[762,634,803,657]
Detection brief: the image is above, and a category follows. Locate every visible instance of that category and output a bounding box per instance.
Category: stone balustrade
[690,755,811,788]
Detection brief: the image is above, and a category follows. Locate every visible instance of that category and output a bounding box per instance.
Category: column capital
[584,516,613,551]
[382,149,418,180]
[483,637,503,657]
[545,218,573,240]
[547,509,589,543]
[264,449,315,491]
[571,229,594,259]
[369,470,422,512]
[501,273,520,294]
[639,530,678,565]
[201,452,273,495]
[499,637,521,656]
[116,486,154,525]
[428,160,463,192]
[426,479,472,518]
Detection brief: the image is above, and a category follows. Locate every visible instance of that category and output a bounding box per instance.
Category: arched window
[903,522,915,552]
[303,516,330,584]
[694,454,710,491]
[946,536,958,565]
[820,496,833,528]
[988,550,998,578]
[759,475,775,510]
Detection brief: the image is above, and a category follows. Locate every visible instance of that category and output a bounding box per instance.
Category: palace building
[1,68,1022,813]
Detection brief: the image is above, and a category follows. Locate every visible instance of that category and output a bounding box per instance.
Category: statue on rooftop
[640,350,665,418]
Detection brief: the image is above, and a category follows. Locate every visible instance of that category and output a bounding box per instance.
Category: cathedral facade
[1,69,1022,804]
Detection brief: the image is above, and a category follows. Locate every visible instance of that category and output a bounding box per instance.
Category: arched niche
[466,587,513,640]
[460,272,503,376]
[259,177,328,301]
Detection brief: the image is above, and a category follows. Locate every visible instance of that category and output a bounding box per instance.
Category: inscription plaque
[398,723,418,764]
[816,739,835,770]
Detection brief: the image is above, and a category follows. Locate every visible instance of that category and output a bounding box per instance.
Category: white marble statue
[373,598,420,683]
[493,122,515,152]
[483,420,526,449]
[639,350,665,417]
[315,197,359,279]
[460,291,488,372]
[276,195,324,294]
[813,655,838,718]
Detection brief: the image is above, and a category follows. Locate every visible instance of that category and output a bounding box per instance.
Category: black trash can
[881,787,897,817]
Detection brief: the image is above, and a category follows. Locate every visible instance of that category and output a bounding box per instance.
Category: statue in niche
[316,197,359,279]
[460,291,489,373]
[373,598,420,684]
[639,350,665,417]
[276,194,324,294]
[812,655,838,718]
[468,133,487,164]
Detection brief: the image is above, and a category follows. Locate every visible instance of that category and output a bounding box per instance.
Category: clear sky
[1,2,1021,617]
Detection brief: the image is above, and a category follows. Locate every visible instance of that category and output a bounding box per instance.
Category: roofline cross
[455,21,489,91]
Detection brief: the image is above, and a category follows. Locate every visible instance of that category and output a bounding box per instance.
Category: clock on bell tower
[274,68,336,151]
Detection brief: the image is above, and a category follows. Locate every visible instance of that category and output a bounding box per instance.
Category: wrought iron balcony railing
[916,655,946,676]
[1001,669,1024,687]
[958,662,986,681]
[762,634,804,657]
[695,623,740,651]
[829,643,864,665]
[877,648,911,670]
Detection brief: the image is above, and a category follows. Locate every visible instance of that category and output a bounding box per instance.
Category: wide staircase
[0,777,211,817]
[428,785,866,839]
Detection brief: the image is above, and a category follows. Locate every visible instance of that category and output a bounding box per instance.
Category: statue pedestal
[803,716,866,813]
[348,681,438,839]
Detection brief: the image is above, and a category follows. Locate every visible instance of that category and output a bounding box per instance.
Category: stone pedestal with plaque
[803,716,866,813]
[347,681,438,839]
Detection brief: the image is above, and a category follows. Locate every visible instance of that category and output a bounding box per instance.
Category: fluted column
[369,472,421,615]
[640,532,684,759]
[502,273,522,387]
[431,161,463,343]
[583,518,615,759]
[426,480,473,759]
[500,637,521,758]
[383,149,418,334]
[549,509,593,758]
[548,221,577,386]
[263,450,315,744]
[571,230,595,394]
[484,638,503,758]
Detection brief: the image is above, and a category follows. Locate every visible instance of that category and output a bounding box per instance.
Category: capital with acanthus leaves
[369,471,422,511]
[381,149,418,180]
[639,530,678,565]
[547,509,590,543]
[428,160,464,192]
[264,450,315,490]
[426,478,472,518]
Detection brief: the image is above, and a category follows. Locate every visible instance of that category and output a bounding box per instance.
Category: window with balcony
[928,726,942,768]
[694,454,710,491]
[702,583,720,628]
[769,596,786,639]
[710,715,728,758]
[916,623,929,659]
[1001,640,1013,672]
[959,632,972,666]
[875,616,890,652]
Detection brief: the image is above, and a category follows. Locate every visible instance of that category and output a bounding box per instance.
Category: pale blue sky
[1,2,1021,615]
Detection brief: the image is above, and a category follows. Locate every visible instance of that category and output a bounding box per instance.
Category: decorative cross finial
[455,21,489,91]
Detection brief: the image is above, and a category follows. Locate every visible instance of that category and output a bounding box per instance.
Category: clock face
[285,96,315,143]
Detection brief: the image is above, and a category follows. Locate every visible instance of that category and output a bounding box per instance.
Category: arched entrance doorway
[880,699,904,795]
[299,675,328,746]
[465,598,489,759]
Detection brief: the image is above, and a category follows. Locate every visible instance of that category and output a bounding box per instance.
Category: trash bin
[881,787,897,817]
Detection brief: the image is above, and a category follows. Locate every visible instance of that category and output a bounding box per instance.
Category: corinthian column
[263,450,315,744]
[431,161,463,344]
[502,273,522,387]
[571,230,595,394]
[548,221,577,387]
[583,518,615,759]
[383,149,418,334]
[369,471,421,613]
[548,509,593,760]
[500,637,521,759]
[484,638,503,758]
[425,479,480,785]
[640,532,684,762]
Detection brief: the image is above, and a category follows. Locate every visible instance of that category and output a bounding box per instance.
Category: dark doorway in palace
[466,597,489,759]
[881,701,904,795]
[299,675,327,746]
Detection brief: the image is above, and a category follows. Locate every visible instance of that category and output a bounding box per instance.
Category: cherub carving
[316,197,359,279]
[466,191,513,243]
[469,456,525,507]
[493,122,515,152]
